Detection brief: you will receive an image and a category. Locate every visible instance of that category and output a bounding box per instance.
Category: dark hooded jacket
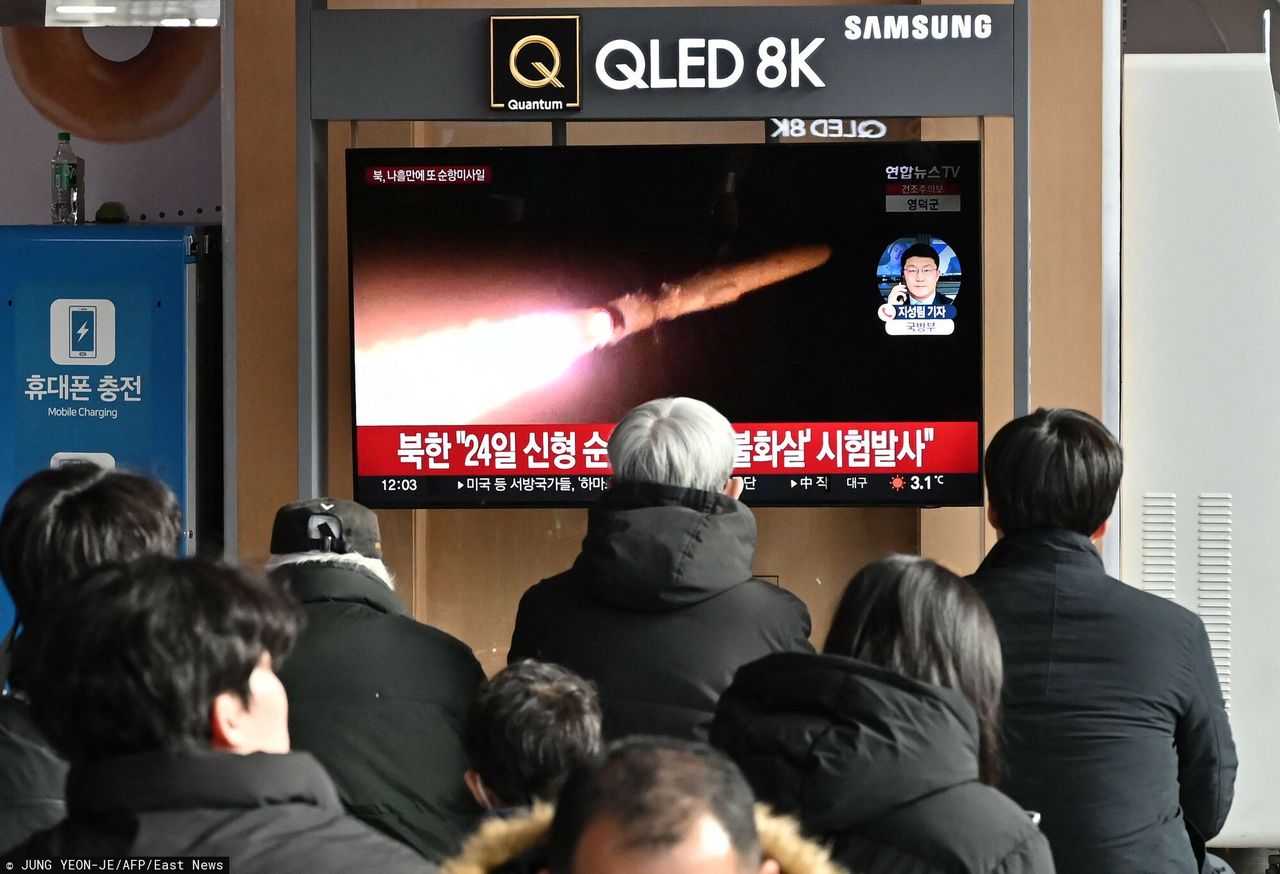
[710,652,1055,874]
[508,481,813,740]
[3,750,436,873]
[969,528,1236,874]
[0,695,68,853]
[271,558,485,862]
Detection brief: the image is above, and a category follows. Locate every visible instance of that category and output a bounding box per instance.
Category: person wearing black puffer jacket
[267,498,485,862]
[711,555,1054,874]
[4,557,435,874]
[509,398,813,741]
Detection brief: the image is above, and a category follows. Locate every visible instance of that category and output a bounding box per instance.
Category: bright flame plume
[356,309,615,425]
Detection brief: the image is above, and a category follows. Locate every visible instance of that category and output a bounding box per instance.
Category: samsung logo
[843,13,993,41]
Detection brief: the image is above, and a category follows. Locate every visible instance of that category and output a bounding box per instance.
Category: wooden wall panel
[756,508,918,647]
[1029,0,1104,416]
[417,509,587,675]
[411,122,551,146]
[234,1,299,565]
[413,504,920,676]
[567,121,764,144]
[376,505,419,612]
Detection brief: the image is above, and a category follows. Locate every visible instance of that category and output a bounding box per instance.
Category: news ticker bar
[358,472,981,508]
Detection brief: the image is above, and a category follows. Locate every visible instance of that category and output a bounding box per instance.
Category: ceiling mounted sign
[311,5,1017,122]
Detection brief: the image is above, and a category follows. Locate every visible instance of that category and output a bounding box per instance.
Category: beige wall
[233,0,1106,669]
[234,0,298,566]
[1028,0,1104,416]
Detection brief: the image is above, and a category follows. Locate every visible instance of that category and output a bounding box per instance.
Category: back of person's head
[548,736,773,874]
[463,660,602,807]
[985,407,1123,536]
[265,496,393,588]
[898,242,939,271]
[824,554,1004,785]
[27,555,300,765]
[0,464,182,627]
[607,397,737,493]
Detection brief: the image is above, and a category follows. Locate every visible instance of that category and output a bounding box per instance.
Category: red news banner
[357,422,980,477]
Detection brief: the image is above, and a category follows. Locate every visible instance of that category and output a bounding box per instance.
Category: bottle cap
[95,202,129,224]
[58,132,70,141]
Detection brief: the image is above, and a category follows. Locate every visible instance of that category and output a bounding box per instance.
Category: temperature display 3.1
[889,474,947,491]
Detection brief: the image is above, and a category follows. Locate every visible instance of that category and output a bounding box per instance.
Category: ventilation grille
[1140,493,1176,599]
[1197,494,1232,711]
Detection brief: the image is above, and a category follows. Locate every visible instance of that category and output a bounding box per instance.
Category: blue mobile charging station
[0,225,222,635]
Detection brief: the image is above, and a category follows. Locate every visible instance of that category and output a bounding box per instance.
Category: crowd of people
[0,398,1236,874]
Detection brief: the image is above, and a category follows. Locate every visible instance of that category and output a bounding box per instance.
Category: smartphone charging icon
[70,305,97,358]
[50,298,115,366]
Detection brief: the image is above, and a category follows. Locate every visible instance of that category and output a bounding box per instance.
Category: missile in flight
[592,243,833,344]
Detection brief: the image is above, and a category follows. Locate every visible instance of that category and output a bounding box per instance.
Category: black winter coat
[0,696,68,853]
[272,560,486,861]
[711,652,1055,874]
[970,529,1237,874]
[508,481,813,740]
[2,750,435,872]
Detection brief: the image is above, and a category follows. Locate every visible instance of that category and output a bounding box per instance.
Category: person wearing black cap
[267,498,485,862]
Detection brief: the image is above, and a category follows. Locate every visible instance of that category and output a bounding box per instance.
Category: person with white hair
[267,498,485,862]
[508,397,813,741]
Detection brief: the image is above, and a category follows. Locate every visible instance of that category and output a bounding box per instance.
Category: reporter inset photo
[876,236,962,324]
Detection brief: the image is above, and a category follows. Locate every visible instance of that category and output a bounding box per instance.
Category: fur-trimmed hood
[444,802,848,874]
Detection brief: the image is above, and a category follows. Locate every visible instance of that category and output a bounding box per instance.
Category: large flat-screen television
[348,141,982,508]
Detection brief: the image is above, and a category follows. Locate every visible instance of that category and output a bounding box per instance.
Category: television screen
[348,141,982,507]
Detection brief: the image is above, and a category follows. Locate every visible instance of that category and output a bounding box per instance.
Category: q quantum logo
[490,15,581,111]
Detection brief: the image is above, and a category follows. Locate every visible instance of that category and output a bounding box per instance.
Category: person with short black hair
[548,738,771,874]
[712,555,1054,874]
[446,737,843,874]
[463,660,602,812]
[509,397,812,741]
[0,464,182,648]
[983,406,1122,537]
[897,242,948,307]
[2,556,434,872]
[267,498,485,861]
[971,408,1236,874]
[0,464,183,852]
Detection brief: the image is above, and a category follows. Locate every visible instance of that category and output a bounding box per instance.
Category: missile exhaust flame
[355,244,832,425]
